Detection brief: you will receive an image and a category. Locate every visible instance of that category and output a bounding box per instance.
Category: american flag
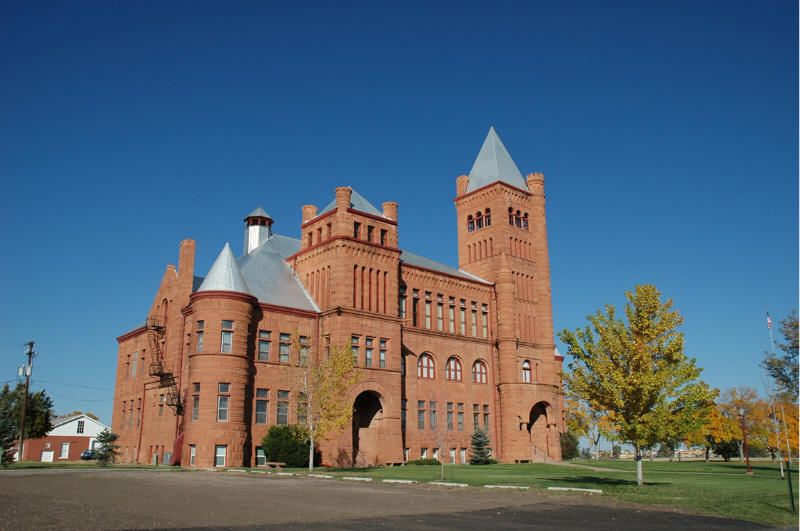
[766,312,773,330]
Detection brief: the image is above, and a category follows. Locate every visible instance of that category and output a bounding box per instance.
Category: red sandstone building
[113,128,564,468]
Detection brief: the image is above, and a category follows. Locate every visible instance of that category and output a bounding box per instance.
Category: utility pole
[17,341,36,462]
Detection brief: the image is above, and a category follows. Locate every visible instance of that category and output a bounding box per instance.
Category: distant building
[113,128,564,468]
[20,413,108,462]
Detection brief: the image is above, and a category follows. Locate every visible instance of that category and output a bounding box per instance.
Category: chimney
[302,205,318,223]
[178,239,196,282]
[335,187,352,211]
[382,201,398,221]
[456,174,469,196]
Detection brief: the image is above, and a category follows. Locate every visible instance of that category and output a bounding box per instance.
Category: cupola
[243,206,273,254]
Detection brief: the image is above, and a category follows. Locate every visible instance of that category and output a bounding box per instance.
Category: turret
[243,207,273,255]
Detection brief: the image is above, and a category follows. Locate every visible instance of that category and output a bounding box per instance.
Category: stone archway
[527,402,551,462]
[351,391,384,466]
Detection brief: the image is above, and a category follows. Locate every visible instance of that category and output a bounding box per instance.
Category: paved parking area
[0,468,768,530]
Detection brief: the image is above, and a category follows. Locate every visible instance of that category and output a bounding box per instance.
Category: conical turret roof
[197,242,250,294]
[466,127,527,193]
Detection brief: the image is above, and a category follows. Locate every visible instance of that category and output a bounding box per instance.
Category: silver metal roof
[400,250,488,283]
[466,127,528,193]
[319,187,385,217]
[245,206,271,219]
[197,243,250,294]
[236,236,318,311]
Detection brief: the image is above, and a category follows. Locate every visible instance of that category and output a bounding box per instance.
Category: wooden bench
[265,462,286,472]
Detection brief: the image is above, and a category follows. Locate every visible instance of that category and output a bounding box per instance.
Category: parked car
[80,449,97,460]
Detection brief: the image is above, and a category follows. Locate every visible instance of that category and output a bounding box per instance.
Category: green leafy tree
[0,383,55,440]
[261,425,319,468]
[469,429,492,465]
[95,429,120,465]
[761,310,798,398]
[559,284,715,485]
[0,410,16,466]
[560,431,580,460]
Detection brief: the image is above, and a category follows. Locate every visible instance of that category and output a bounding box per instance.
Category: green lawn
[291,460,798,527]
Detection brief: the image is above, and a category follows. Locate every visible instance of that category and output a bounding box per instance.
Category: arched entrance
[527,402,551,462]
[351,391,384,466]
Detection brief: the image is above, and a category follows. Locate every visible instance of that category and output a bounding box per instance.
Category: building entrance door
[351,391,384,466]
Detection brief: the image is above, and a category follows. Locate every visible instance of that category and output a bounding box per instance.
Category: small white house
[21,413,109,462]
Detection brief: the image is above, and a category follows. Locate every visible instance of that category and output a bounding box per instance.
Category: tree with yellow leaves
[559,284,715,485]
[284,336,361,472]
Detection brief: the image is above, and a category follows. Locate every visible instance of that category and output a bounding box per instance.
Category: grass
[280,459,798,527]
[3,460,169,470]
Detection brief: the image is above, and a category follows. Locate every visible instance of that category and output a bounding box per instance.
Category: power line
[46,391,114,402]
[32,379,112,392]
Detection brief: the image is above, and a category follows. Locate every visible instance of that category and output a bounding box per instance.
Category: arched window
[467,215,474,233]
[515,210,522,228]
[472,360,487,384]
[418,353,435,379]
[508,207,514,225]
[522,360,531,383]
[485,208,491,226]
[523,213,529,230]
[475,211,483,229]
[446,357,462,381]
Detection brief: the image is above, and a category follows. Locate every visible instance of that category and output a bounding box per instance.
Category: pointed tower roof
[319,187,384,217]
[197,242,250,294]
[244,206,272,220]
[466,127,527,193]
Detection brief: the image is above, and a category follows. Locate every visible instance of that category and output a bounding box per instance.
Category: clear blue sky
[1,1,796,424]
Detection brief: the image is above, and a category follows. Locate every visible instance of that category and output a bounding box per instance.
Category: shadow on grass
[545,475,671,487]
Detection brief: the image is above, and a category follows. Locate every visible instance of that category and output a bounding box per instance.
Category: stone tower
[454,127,562,462]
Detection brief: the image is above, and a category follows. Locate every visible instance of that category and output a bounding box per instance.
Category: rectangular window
[460,448,467,463]
[447,402,453,431]
[192,395,200,421]
[255,447,266,467]
[297,392,307,426]
[221,320,234,353]
[429,401,437,430]
[421,448,427,459]
[353,222,361,239]
[424,292,431,328]
[482,307,488,338]
[59,442,69,459]
[458,403,464,431]
[367,225,374,242]
[473,404,479,431]
[483,404,490,431]
[279,333,290,363]
[121,406,126,429]
[403,448,409,461]
[299,336,309,365]
[214,445,226,467]
[255,388,268,424]
[401,399,407,430]
[136,401,141,427]
[437,300,443,331]
[77,420,85,434]
[448,301,455,333]
[460,301,467,335]
[399,295,406,319]
[217,396,229,422]
[365,337,373,367]
[351,335,360,366]
[189,444,196,466]
[197,321,204,352]
[379,339,387,368]
[258,330,271,361]
[131,357,137,378]
[380,229,387,246]
[417,400,425,430]
[159,394,164,416]
[277,390,289,425]
[433,448,439,460]
[450,448,456,464]
[471,304,478,337]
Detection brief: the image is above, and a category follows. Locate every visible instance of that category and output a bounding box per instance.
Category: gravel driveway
[0,468,768,530]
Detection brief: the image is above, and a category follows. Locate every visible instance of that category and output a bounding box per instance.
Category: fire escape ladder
[146,316,184,416]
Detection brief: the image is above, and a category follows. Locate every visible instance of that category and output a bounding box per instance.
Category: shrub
[406,458,441,466]
[95,429,120,466]
[261,425,320,468]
